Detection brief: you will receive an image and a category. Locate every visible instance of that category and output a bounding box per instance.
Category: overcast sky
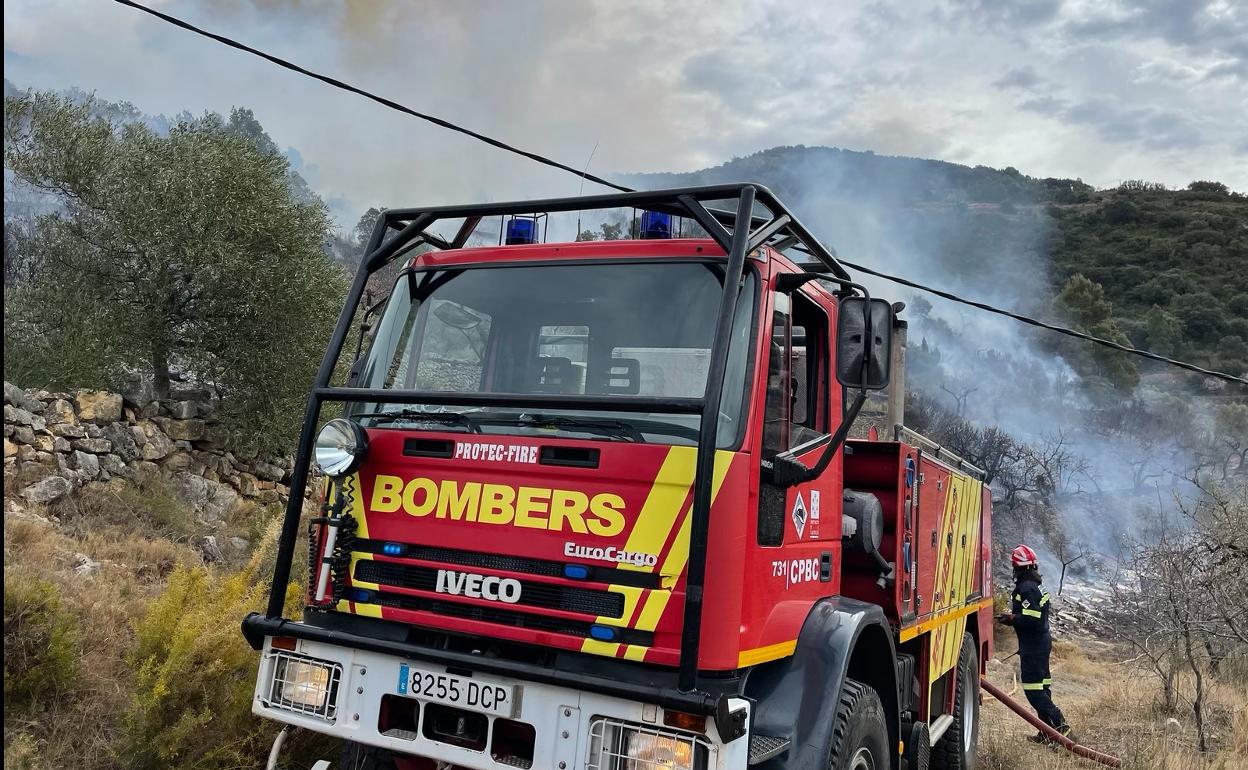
[5,0,1246,225]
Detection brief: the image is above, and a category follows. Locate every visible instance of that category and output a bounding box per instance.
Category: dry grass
[980,626,1248,770]
[2,508,196,769]
[2,483,317,770]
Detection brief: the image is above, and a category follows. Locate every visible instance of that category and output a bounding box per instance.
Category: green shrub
[119,520,301,770]
[2,571,81,713]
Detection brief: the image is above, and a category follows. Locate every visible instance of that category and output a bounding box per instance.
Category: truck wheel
[931,633,979,770]
[827,678,891,770]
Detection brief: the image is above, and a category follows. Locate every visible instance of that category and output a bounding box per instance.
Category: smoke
[632,147,1232,568]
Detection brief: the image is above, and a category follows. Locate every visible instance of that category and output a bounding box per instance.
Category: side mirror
[836,297,893,390]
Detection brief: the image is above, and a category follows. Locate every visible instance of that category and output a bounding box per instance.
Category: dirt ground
[978,624,1248,770]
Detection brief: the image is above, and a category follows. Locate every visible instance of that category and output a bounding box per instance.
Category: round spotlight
[314,418,367,477]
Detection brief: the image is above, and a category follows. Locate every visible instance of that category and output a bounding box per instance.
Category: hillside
[633,146,1248,377]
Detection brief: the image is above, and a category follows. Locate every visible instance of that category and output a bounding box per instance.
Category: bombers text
[370,475,626,536]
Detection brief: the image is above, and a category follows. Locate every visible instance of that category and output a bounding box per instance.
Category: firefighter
[998,544,1078,744]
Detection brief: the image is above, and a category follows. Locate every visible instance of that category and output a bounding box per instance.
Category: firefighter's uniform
[1008,574,1067,733]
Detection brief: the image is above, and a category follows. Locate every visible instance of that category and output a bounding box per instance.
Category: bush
[119,520,301,770]
[3,571,81,713]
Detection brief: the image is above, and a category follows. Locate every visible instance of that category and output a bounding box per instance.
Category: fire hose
[980,677,1122,768]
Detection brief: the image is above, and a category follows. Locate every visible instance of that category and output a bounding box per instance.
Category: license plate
[396,663,519,718]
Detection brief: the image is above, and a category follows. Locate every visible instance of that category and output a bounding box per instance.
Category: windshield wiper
[353,408,481,433]
[510,413,645,442]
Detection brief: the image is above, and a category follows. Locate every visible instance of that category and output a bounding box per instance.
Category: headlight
[267,651,340,720]
[588,718,711,770]
[626,731,696,769]
[315,418,367,477]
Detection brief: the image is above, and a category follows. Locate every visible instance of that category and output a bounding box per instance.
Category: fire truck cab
[244,184,993,770]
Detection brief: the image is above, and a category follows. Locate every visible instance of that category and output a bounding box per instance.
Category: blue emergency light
[505,217,539,244]
[382,542,405,556]
[348,588,372,603]
[589,624,618,642]
[639,210,672,239]
[563,564,591,580]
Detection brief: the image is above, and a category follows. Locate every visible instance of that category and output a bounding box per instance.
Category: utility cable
[111,0,631,194]
[111,0,1248,386]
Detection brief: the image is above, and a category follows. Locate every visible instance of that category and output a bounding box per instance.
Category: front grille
[353,538,661,589]
[355,560,625,618]
[361,588,654,647]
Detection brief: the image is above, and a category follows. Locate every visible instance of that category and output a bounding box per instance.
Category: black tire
[827,678,892,770]
[339,741,397,770]
[931,633,979,770]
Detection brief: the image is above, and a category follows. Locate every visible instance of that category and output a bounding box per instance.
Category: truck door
[755,287,840,578]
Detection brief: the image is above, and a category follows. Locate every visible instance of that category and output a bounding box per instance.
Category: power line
[830,255,1244,383]
[111,0,1247,387]
[111,0,630,195]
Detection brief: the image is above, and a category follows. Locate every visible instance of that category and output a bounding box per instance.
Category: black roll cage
[245,182,869,727]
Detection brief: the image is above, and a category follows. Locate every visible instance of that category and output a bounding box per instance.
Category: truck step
[748,734,791,764]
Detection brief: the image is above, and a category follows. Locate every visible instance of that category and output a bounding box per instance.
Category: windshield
[355,261,757,447]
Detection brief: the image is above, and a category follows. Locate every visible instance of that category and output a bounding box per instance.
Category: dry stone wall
[3,381,303,524]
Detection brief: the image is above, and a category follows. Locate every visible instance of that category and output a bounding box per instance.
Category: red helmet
[1012,544,1039,568]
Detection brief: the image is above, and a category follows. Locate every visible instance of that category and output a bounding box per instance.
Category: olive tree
[3,91,346,451]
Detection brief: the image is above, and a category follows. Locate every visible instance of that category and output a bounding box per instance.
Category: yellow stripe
[1021,608,1043,618]
[737,640,797,667]
[618,447,699,573]
[604,451,734,661]
[1023,682,1046,691]
[899,597,994,642]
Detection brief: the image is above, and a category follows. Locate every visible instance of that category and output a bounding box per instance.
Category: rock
[72,437,113,454]
[33,451,56,466]
[253,460,285,482]
[5,499,55,527]
[118,372,155,408]
[172,472,240,525]
[74,390,123,424]
[5,404,46,432]
[155,418,207,442]
[193,535,224,563]
[257,489,281,505]
[70,450,100,478]
[101,423,140,461]
[50,423,87,439]
[4,382,45,413]
[43,399,77,426]
[169,400,197,419]
[138,402,160,419]
[16,444,38,462]
[131,461,161,480]
[236,472,260,496]
[13,426,35,445]
[137,422,175,461]
[85,424,103,439]
[99,454,127,475]
[161,453,193,473]
[169,386,211,403]
[3,438,16,459]
[21,475,72,504]
[30,434,56,453]
[72,553,101,578]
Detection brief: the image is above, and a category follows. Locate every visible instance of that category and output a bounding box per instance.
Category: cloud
[993,66,1045,89]
[3,0,1245,222]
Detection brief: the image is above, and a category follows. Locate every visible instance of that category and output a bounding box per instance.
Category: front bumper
[253,635,751,770]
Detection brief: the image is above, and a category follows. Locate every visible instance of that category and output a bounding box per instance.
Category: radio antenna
[574,139,600,240]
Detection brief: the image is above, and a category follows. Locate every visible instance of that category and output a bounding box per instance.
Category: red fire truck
[244,184,993,770]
